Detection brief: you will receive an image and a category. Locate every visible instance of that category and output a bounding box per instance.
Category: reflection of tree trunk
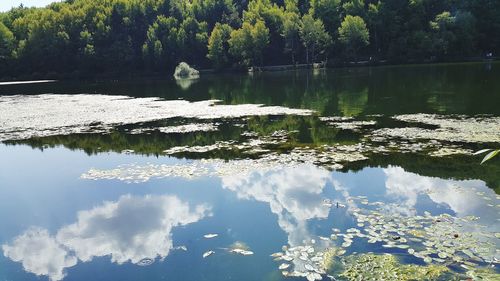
[306,46,309,64]
[312,44,315,63]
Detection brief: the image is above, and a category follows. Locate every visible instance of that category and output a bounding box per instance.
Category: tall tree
[0,22,15,60]
[251,20,270,66]
[338,15,369,60]
[282,0,301,64]
[229,20,269,67]
[207,23,233,69]
[429,11,455,57]
[299,13,331,64]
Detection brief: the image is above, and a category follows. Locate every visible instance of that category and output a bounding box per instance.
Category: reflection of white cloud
[57,195,210,264]
[222,164,332,245]
[2,228,77,281]
[2,195,210,281]
[384,167,487,216]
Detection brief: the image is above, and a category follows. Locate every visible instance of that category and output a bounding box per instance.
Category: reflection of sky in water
[3,195,209,281]
[1,144,498,281]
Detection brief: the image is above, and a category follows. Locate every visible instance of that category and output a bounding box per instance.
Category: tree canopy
[338,15,369,59]
[0,0,498,78]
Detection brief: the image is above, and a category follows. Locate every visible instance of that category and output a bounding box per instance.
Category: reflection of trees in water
[206,71,340,115]
[337,88,368,117]
[352,153,500,193]
[6,115,346,157]
[3,63,497,115]
[6,111,499,192]
[203,64,500,116]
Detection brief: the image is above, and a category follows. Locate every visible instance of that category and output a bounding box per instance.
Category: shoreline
[0,58,498,83]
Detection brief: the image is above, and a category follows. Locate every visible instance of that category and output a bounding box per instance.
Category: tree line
[0,0,498,78]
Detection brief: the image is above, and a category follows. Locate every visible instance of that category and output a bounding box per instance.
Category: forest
[0,0,499,78]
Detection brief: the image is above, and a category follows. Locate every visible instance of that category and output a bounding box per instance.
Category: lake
[0,62,499,281]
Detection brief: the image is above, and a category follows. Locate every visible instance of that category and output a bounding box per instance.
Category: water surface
[1,62,499,281]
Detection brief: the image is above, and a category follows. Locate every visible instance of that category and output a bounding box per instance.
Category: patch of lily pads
[81,144,371,183]
[271,195,499,280]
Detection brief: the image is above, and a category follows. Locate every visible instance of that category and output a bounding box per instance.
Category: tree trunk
[306,46,309,64]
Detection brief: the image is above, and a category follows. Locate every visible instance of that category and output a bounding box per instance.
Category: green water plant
[339,254,449,281]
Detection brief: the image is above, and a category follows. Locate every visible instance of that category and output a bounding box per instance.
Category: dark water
[0,62,499,281]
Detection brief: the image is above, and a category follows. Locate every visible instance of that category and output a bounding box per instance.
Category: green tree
[338,15,369,60]
[282,0,301,64]
[430,11,455,57]
[252,20,270,66]
[0,22,15,60]
[342,0,366,18]
[0,0,498,77]
[299,13,331,64]
[207,23,233,69]
[229,20,269,67]
[310,0,341,35]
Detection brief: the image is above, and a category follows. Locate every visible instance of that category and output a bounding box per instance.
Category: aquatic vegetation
[204,234,218,239]
[347,205,499,267]
[429,147,473,157]
[372,114,500,144]
[229,249,254,255]
[0,94,312,141]
[322,119,377,131]
[339,254,449,281]
[321,247,345,273]
[130,123,218,134]
[81,163,212,183]
[81,145,368,183]
[271,245,328,280]
[203,250,215,258]
[465,267,500,281]
[228,242,254,256]
[271,192,499,280]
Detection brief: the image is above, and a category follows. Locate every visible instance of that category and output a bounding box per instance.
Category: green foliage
[340,254,449,281]
[310,0,341,34]
[282,0,301,63]
[338,15,369,59]
[299,13,332,64]
[0,0,498,77]
[229,20,269,66]
[0,22,15,59]
[430,11,455,56]
[173,62,199,79]
[207,23,233,69]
